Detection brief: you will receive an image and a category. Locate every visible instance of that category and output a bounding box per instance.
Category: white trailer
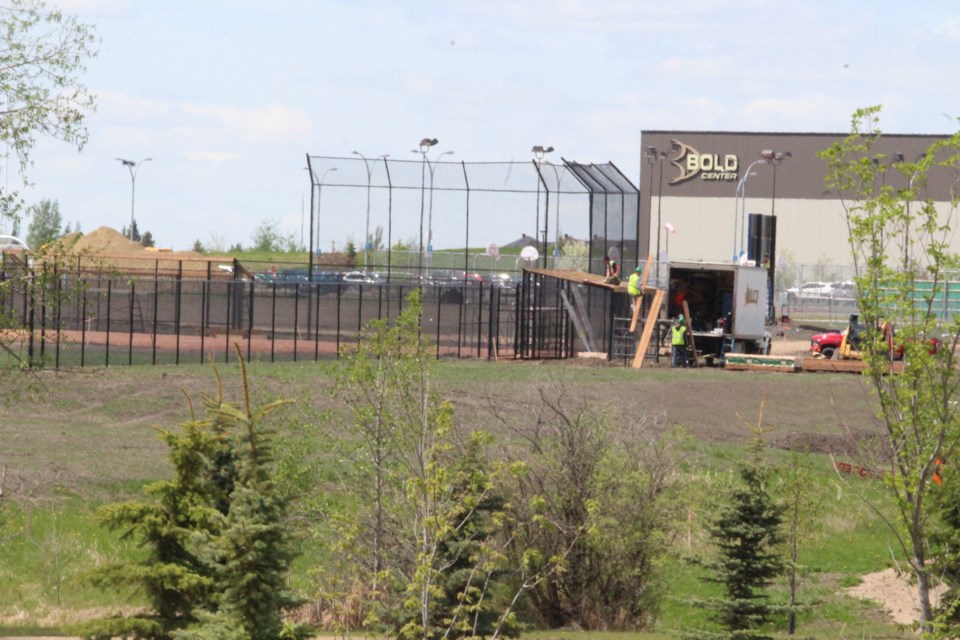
[666,261,771,356]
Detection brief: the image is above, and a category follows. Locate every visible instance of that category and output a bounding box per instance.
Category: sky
[11,0,960,252]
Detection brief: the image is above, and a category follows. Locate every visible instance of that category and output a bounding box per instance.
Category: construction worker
[603,256,621,284]
[627,265,644,310]
[671,315,688,368]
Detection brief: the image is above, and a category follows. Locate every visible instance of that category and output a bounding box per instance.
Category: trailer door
[733,267,768,338]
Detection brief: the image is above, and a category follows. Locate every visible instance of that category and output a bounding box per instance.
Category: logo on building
[669,139,739,184]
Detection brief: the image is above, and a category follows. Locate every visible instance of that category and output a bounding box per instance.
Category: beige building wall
[650,196,852,266]
[639,130,955,270]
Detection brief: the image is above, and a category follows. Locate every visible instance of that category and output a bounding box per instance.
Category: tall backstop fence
[304,156,641,278]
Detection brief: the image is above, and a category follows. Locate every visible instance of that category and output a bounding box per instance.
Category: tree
[818,106,960,634]
[251,219,295,252]
[328,292,566,639]
[180,377,306,640]
[75,353,308,640]
[697,427,784,640]
[778,450,822,635]
[0,0,97,221]
[370,224,384,251]
[141,230,155,248]
[25,198,62,248]
[73,417,226,640]
[505,388,678,630]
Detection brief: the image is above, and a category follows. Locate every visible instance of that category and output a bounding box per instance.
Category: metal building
[638,130,957,268]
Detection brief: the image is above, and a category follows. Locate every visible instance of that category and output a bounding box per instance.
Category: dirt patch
[846,567,946,626]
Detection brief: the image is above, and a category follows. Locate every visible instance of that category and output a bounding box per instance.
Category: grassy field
[0,358,917,638]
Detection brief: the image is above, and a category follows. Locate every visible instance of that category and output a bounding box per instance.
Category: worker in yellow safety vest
[627,266,643,308]
[671,315,688,368]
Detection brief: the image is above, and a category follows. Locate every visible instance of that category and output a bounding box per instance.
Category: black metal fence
[0,267,519,368]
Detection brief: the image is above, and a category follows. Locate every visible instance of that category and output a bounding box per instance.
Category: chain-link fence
[304,155,640,278]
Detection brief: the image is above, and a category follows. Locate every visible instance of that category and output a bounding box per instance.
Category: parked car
[831,280,857,300]
[786,281,834,302]
[489,273,517,289]
[341,270,381,285]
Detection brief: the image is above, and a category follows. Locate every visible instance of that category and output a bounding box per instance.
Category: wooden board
[632,288,663,369]
[800,357,904,374]
[681,300,699,368]
[724,353,798,373]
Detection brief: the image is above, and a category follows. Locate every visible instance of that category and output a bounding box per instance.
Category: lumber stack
[724,353,797,373]
[800,358,904,374]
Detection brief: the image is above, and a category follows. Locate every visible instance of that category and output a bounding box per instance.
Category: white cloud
[184,150,238,163]
[180,103,312,143]
[934,17,960,39]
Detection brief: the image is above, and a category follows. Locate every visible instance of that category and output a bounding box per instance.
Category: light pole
[352,151,390,271]
[306,166,337,282]
[734,158,764,259]
[760,149,791,216]
[645,146,667,262]
[532,145,554,267]
[115,157,152,241]
[541,161,564,259]
[425,150,454,272]
[413,138,438,275]
[759,149,790,320]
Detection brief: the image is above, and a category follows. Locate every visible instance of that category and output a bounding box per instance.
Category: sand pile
[49,226,231,278]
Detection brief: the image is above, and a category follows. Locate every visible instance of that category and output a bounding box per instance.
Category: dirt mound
[846,567,945,625]
[47,226,224,278]
[71,226,147,254]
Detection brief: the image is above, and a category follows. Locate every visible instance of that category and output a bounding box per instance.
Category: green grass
[0,360,920,637]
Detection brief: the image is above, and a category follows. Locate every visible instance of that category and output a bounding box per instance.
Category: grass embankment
[0,360,911,638]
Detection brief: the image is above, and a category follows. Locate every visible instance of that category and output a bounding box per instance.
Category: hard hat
[635,266,643,272]
[678,315,685,323]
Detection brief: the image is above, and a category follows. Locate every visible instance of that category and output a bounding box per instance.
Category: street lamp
[760,149,791,216]
[352,150,390,271]
[645,146,667,262]
[540,161,565,259]
[532,145,554,266]
[115,157,152,241]
[413,138,438,274]
[759,149,789,321]
[426,150,454,271]
[734,158,764,259]
[306,166,337,281]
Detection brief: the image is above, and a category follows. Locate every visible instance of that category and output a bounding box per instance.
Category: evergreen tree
[698,433,785,640]
[73,408,232,639]
[75,354,306,640]
[177,354,307,640]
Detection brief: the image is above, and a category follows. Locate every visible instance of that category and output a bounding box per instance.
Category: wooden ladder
[631,288,664,368]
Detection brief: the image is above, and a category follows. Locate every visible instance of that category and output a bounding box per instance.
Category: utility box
[667,261,770,354]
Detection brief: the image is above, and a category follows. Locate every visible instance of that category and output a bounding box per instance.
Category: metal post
[353,151,390,272]
[414,138,438,277]
[115,157,152,241]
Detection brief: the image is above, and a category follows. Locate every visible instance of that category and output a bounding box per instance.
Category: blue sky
[13,0,960,251]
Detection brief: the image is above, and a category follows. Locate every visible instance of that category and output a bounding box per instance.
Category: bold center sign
[668,138,739,184]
